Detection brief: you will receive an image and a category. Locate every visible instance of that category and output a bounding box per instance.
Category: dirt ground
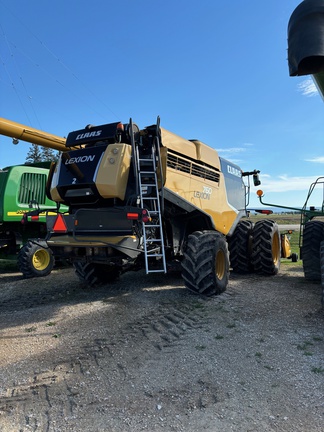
[0,262,323,432]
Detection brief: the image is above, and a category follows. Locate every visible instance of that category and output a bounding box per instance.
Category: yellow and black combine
[1,117,281,294]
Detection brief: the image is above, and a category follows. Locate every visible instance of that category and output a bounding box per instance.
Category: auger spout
[0,117,66,151]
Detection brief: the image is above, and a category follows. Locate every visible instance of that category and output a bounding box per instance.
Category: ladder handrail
[135,139,167,274]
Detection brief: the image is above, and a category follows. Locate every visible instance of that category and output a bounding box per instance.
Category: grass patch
[248,213,301,225]
[191,302,206,310]
[311,366,324,374]
[226,323,236,329]
[195,345,206,351]
[264,365,274,371]
[25,326,37,333]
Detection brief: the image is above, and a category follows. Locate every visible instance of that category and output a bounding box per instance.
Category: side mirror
[253,173,261,186]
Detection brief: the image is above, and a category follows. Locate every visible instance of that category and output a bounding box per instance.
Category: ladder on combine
[135,135,167,274]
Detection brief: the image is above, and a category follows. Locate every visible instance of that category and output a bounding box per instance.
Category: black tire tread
[302,220,324,281]
[228,219,254,273]
[182,230,229,296]
[18,239,54,278]
[251,220,280,275]
[74,262,120,287]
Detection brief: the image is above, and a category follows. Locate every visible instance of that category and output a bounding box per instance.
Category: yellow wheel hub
[272,234,280,266]
[32,249,50,271]
[215,250,226,279]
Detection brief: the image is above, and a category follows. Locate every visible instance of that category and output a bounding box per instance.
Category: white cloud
[216,147,246,154]
[305,156,324,163]
[259,174,321,193]
[297,79,318,97]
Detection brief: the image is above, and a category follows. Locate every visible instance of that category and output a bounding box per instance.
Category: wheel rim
[32,249,50,271]
[215,250,226,279]
[272,233,280,266]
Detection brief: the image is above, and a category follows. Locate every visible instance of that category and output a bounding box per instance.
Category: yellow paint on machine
[7,211,59,216]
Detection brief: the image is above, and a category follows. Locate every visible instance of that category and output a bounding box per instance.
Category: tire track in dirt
[0,286,230,431]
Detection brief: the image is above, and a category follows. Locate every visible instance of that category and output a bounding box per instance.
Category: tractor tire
[302,220,324,281]
[228,219,254,273]
[319,241,324,306]
[18,239,54,278]
[181,230,230,296]
[74,262,120,287]
[251,220,281,275]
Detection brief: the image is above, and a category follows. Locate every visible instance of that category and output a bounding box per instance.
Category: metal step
[135,141,167,274]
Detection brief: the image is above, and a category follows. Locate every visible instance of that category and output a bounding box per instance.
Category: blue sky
[1,0,324,209]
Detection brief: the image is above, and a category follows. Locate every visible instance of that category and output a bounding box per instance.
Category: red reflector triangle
[53,214,67,233]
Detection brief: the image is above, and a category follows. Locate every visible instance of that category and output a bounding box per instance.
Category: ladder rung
[147,253,164,258]
[146,269,166,273]
[142,196,158,200]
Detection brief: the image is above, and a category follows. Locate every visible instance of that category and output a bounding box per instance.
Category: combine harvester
[4,113,288,295]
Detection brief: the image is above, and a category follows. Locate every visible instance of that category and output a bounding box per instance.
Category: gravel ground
[0,263,323,432]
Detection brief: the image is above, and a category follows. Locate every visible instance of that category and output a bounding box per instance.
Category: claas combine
[1,116,281,294]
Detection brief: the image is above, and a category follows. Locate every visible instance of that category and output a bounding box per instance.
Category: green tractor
[0,162,69,277]
[0,117,68,277]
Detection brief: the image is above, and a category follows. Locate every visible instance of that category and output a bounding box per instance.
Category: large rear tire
[228,219,254,273]
[18,239,54,278]
[74,262,120,287]
[181,230,230,296]
[320,241,324,306]
[251,220,281,275]
[302,220,324,281]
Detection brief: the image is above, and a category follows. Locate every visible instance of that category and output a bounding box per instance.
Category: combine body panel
[29,117,281,294]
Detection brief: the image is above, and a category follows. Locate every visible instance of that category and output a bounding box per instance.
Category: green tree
[41,146,59,162]
[25,144,59,163]
[25,144,43,163]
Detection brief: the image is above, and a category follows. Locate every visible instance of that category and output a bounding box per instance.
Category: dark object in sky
[288,0,324,76]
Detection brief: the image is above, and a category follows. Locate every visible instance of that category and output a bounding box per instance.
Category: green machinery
[0,118,68,277]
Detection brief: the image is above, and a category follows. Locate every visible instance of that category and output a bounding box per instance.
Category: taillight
[127,212,139,220]
[126,209,151,222]
[142,209,150,223]
[21,214,39,224]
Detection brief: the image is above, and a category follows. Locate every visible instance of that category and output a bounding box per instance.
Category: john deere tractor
[0,118,68,277]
